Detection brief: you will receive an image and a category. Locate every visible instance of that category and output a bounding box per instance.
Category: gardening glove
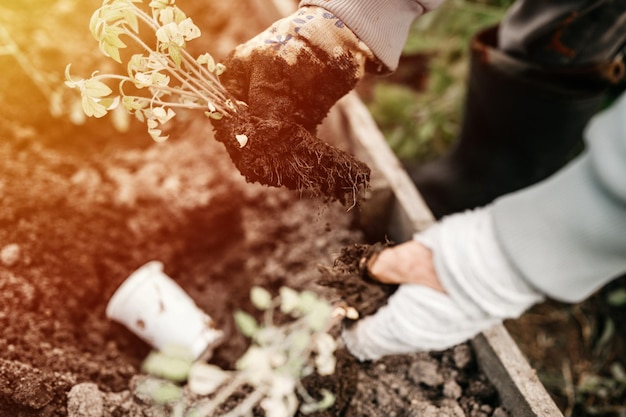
[342,206,545,361]
[220,5,378,132]
[210,6,378,204]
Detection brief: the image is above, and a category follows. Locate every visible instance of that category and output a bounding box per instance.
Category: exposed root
[211,111,370,207]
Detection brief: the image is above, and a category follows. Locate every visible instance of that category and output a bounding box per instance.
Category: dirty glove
[212,6,376,203]
[343,206,545,361]
[221,5,377,131]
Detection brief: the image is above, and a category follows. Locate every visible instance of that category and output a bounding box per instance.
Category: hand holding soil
[366,240,445,292]
[213,6,375,205]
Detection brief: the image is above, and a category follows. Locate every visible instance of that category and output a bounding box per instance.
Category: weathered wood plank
[474,326,564,417]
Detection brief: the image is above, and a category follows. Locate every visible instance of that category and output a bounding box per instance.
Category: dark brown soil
[212,112,370,207]
[0,1,509,416]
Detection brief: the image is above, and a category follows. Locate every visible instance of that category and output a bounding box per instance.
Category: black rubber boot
[408,26,624,219]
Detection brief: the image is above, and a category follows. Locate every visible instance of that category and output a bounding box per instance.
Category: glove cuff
[301,0,439,71]
[234,6,378,77]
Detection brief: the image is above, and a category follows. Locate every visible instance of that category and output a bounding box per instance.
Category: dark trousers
[499,0,626,67]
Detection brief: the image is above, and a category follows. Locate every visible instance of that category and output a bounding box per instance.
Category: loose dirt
[0,1,509,416]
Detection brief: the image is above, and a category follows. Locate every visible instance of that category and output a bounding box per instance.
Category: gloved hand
[221,5,376,131]
[212,6,378,204]
[343,206,545,361]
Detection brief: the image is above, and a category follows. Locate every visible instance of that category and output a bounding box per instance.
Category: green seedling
[139,286,357,417]
[65,0,242,142]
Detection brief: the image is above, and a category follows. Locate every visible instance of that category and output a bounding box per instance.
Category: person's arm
[344,90,626,361]
[344,206,545,360]
[493,91,626,303]
[212,1,445,198]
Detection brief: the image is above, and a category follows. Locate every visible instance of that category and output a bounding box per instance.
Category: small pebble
[67,383,104,417]
[492,407,510,417]
[443,380,463,399]
[452,344,472,369]
[440,399,465,417]
[406,401,440,417]
[0,243,20,266]
[408,360,444,387]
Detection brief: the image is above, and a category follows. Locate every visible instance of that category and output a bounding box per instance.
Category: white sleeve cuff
[299,0,430,70]
[414,206,544,320]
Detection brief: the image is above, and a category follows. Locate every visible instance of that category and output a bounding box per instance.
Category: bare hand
[366,241,445,293]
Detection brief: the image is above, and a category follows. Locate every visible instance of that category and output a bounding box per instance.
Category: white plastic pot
[106,261,224,360]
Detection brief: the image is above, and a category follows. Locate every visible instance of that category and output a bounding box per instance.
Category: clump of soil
[212,111,370,207]
[318,242,397,317]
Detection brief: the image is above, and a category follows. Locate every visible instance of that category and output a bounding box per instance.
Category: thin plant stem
[220,386,267,417]
[121,28,215,104]
[193,375,247,416]
[115,27,235,115]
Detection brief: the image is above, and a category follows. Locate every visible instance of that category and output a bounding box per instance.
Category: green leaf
[168,44,182,67]
[150,0,170,10]
[279,286,301,315]
[197,53,216,72]
[99,97,119,110]
[234,310,258,338]
[298,291,319,314]
[250,286,272,310]
[215,63,226,76]
[305,301,331,332]
[99,25,127,63]
[136,378,183,405]
[122,8,139,33]
[148,127,169,142]
[123,96,146,112]
[607,288,626,306]
[204,111,223,120]
[187,362,230,395]
[89,10,103,41]
[288,329,311,355]
[102,40,123,63]
[141,349,193,383]
[83,78,113,98]
[81,96,108,118]
[299,389,336,414]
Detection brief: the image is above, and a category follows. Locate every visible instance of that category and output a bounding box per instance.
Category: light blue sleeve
[299,0,445,70]
[493,91,626,303]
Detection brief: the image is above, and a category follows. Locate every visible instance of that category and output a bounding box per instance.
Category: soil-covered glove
[343,206,545,361]
[221,5,376,131]
[212,6,377,204]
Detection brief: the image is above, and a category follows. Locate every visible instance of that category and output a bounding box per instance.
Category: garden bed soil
[0,1,510,415]
[0,73,507,417]
[0,66,507,417]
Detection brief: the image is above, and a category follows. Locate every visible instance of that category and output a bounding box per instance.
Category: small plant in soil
[65,0,370,205]
[138,286,358,417]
